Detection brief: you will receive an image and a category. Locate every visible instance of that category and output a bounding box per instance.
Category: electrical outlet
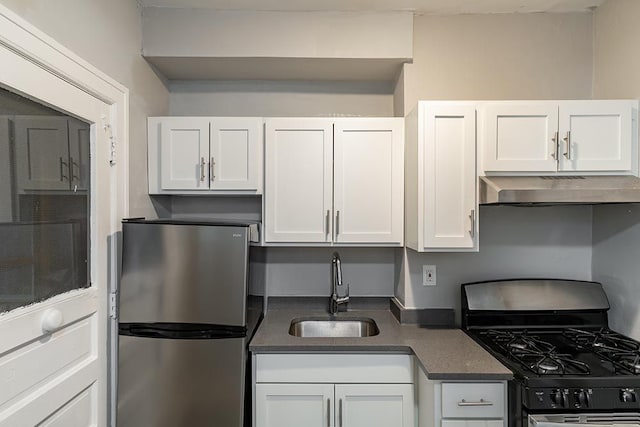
[422,265,436,286]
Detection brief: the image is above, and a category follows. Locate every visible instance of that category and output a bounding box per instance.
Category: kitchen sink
[288,317,379,338]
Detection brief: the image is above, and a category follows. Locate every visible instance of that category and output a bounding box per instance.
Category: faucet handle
[344,283,350,297]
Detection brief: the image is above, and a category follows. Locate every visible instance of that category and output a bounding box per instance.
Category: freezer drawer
[117,335,247,427]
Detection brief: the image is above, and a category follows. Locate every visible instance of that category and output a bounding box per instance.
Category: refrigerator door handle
[119,322,247,340]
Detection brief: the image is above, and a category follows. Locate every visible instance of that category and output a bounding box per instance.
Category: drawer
[441,383,505,419]
[442,420,504,427]
[255,353,413,384]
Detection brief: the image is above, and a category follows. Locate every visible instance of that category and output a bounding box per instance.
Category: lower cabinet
[441,421,503,427]
[418,366,507,427]
[254,353,415,427]
[255,383,414,427]
[255,383,334,427]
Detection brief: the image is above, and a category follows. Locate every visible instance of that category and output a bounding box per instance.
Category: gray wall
[400,12,593,115]
[0,0,170,218]
[169,80,395,117]
[398,205,594,317]
[590,0,640,339]
[592,204,640,339]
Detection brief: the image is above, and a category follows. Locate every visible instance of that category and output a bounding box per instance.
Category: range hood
[479,176,640,205]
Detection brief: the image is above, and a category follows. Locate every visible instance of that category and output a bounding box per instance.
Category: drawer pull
[458,398,493,407]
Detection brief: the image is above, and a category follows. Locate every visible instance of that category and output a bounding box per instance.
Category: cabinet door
[423,104,477,250]
[67,118,90,192]
[264,119,333,243]
[210,117,263,192]
[558,100,635,173]
[481,102,558,172]
[158,117,210,190]
[333,119,404,245]
[14,116,70,191]
[255,383,334,427]
[335,384,414,427]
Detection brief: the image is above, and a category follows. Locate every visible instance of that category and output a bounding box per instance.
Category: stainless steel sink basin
[288,317,379,338]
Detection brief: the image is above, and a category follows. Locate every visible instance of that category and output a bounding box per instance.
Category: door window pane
[0,87,90,312]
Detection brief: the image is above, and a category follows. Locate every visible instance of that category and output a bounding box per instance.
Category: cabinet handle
[210,157,215,181]
[469,209,476,238]
[335,211,340,237]
[200,157,206,182]
[70,157,80,182]
[458,398,494,407]
[563,131,571,160]
[339,398,343,427]
[325,210,330,237]
[551,131,559,160]
[327,398,331,427]
[59,157,68,182]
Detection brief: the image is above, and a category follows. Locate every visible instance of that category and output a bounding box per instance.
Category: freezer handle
[119,322,247,340]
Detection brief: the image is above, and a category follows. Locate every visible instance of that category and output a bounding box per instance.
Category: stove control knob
[550,389,566,407]
[621,389,637,403]
[575,389,591,408]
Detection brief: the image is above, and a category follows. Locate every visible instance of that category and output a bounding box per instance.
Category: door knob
[42,308,64,333]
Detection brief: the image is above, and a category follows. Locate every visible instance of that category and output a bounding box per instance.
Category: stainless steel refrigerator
[116,219,262,427]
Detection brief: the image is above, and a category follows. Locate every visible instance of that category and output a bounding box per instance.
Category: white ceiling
[139,0,605,14]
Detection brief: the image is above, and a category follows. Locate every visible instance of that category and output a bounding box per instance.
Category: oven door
[529,414,640,426]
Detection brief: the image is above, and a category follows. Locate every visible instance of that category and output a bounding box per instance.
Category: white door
[13,116,70,191]
[333,119,404,245]
[159,117,210,190]
[264,119,333,243]
[0,8,124,426]
[423,104,477,250]
[210,117,262,192]
[481,102,559,173]
[558,100,635,173]
[255,383,334,427]
[335,384,414,427]
[68,118,90,192]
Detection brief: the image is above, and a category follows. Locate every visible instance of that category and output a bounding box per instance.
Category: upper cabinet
[264,118,404,246]
[148,117,263,195]
[405,102,478,252]
[481,100,639,175]
[14,116,89,193]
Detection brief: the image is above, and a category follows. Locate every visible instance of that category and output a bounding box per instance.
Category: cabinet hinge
[101,114,116,166]
[109,292,117,319]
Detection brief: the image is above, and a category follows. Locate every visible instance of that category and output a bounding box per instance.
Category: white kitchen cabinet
[255,383,334,427]
[333,119,404,245]
[264,119,333,243]
[417,367,507,427]
[67,117,90,191]
[254,354,415,427]
[14,116,89,193]
[406,102,478,252]
[264,117,404,246]
[441,420,504,427]
[148,116,263,194]
[557,101,635,172]
[14,116,71,191]
[481,100,638,175]
[335,384,414,427]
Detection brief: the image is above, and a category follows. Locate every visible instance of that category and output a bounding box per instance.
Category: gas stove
[462,279,640,426]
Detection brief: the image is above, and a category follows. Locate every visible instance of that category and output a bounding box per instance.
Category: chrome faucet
[330,252,349,314]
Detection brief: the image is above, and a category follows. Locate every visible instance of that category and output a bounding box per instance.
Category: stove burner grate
[564,328,640,375]
[480,329,591,376]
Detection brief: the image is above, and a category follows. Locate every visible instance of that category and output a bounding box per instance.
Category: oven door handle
[529,414,640,427]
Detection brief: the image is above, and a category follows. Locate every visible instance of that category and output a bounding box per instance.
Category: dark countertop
[249,307,512,381]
